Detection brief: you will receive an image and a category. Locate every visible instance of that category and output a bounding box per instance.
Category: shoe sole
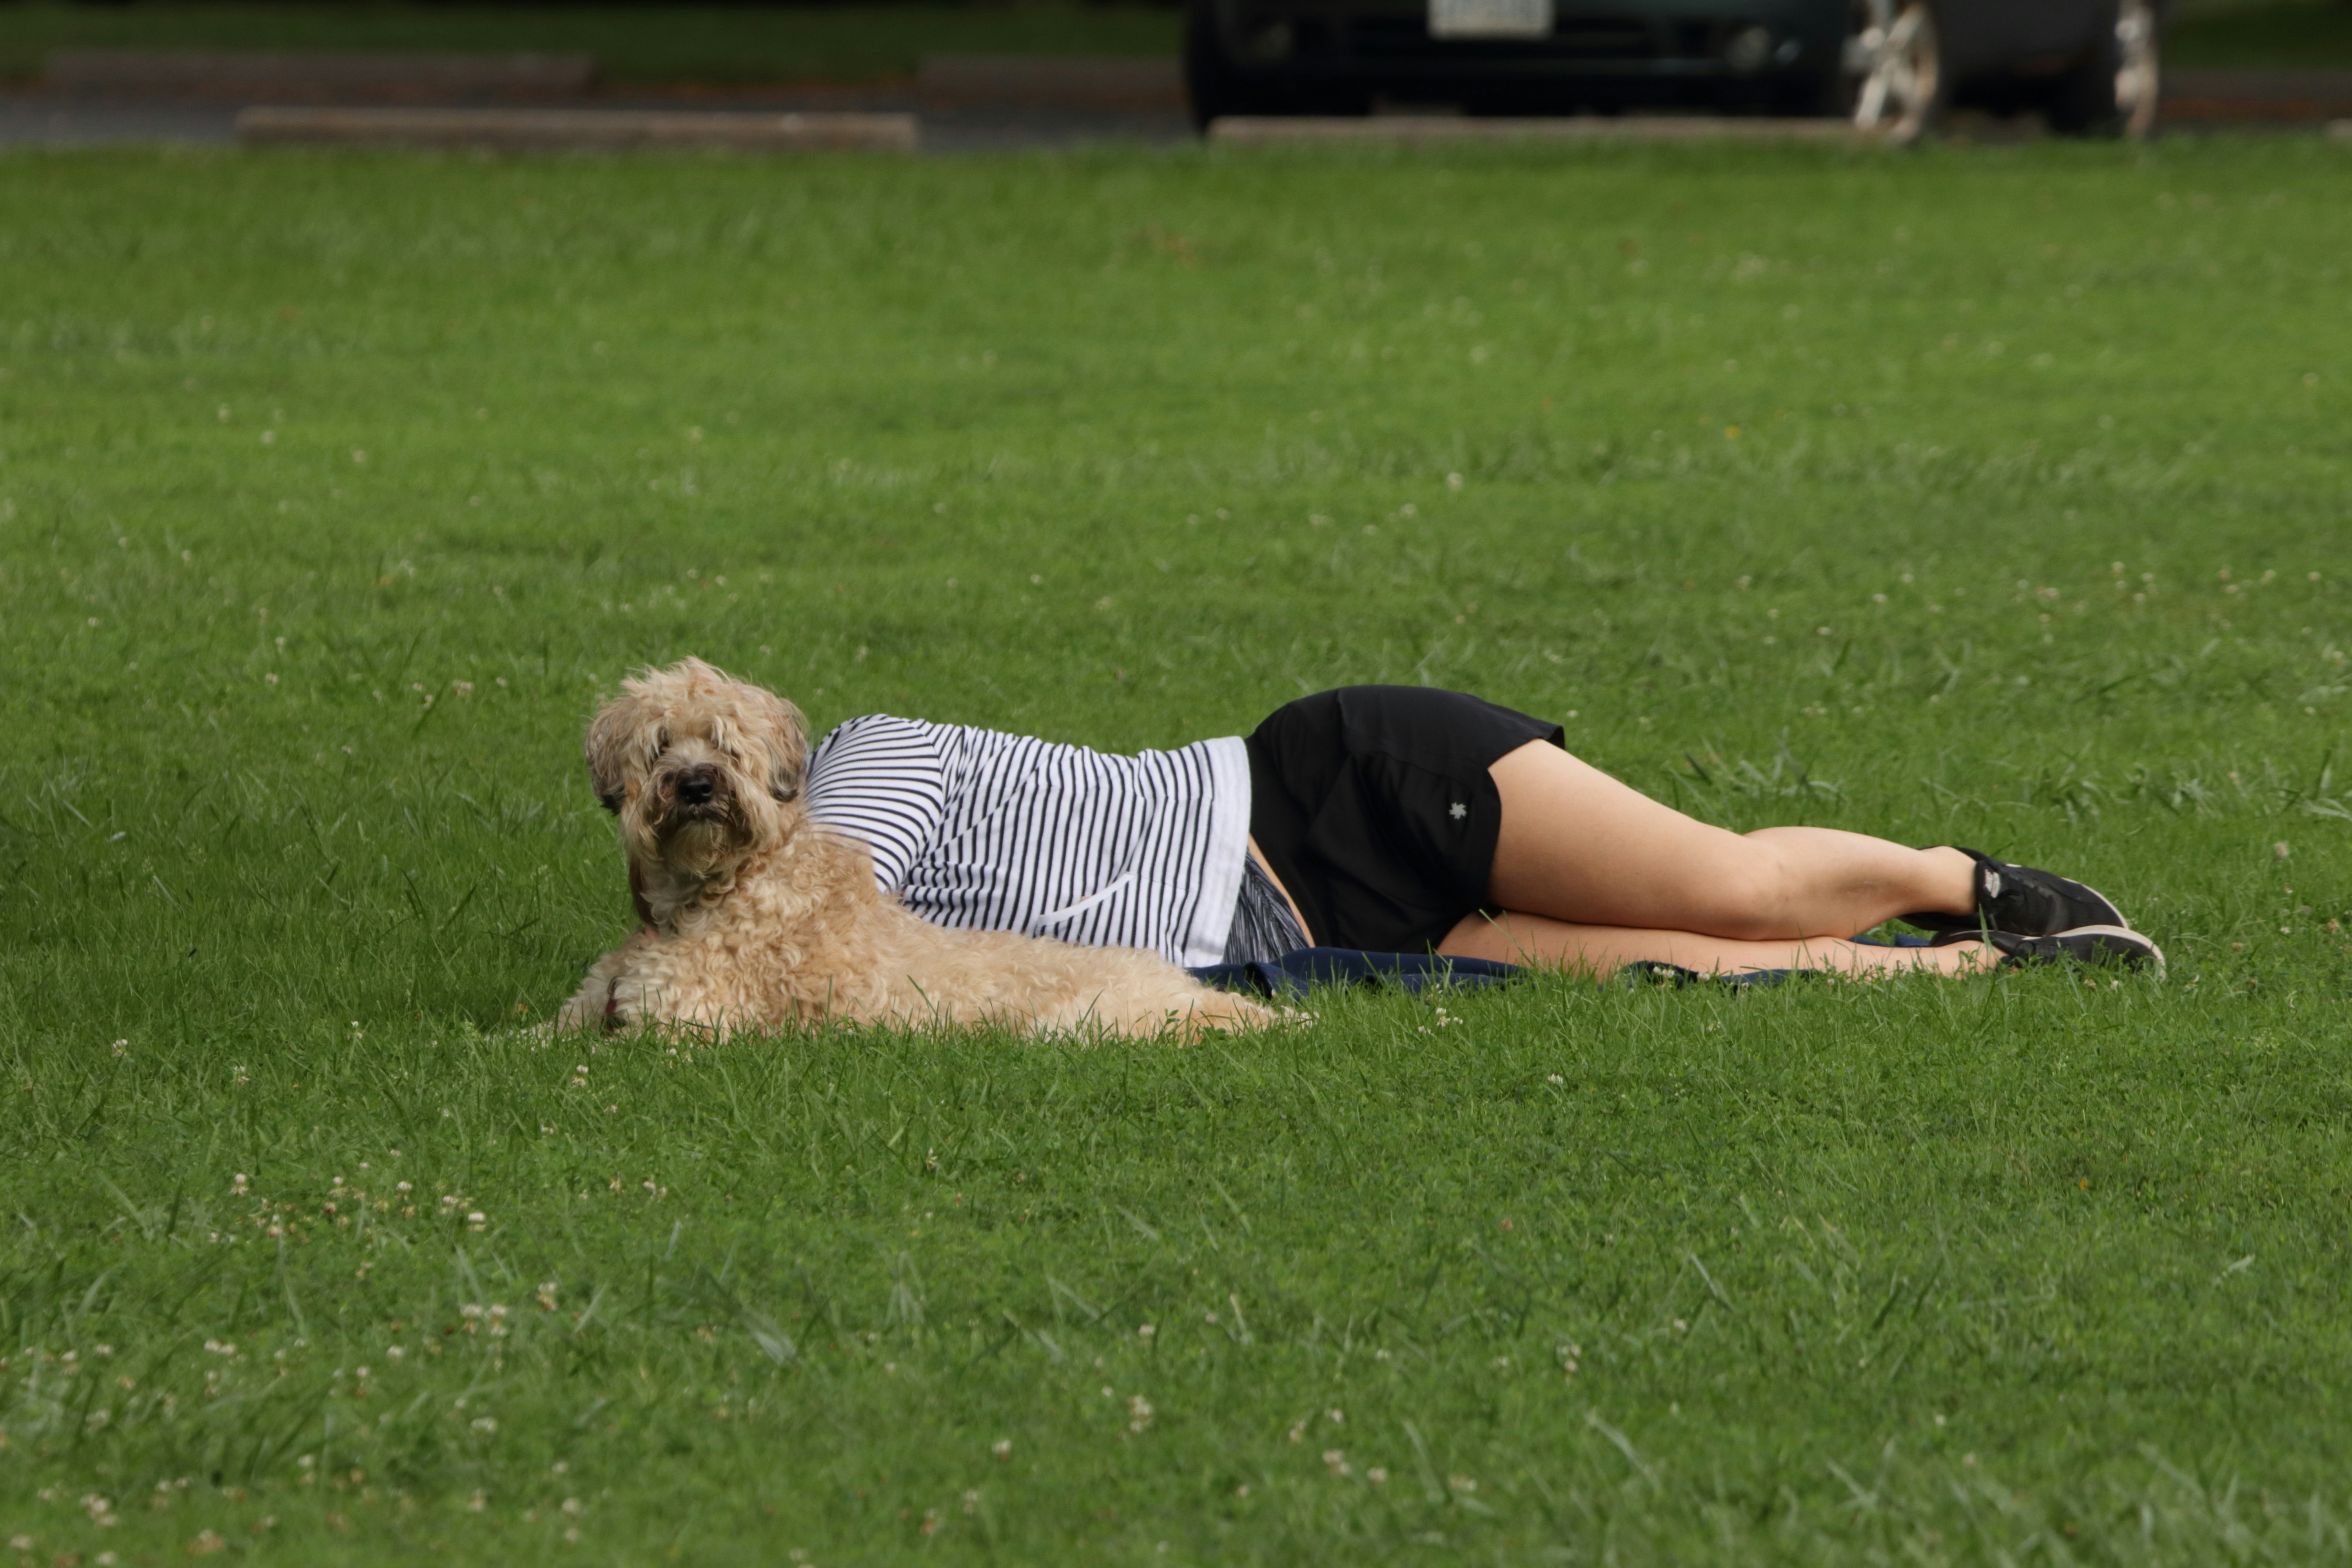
[1933,923,2167,979]
[2050,923,2165,979]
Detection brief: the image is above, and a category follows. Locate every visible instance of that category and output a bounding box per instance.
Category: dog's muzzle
[649,766,743,850]
[661,765,729,821]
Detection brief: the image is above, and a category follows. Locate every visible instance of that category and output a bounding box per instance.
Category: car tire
[1779,67,1850,119]
[2045,0,2161,138]
[1844,0,1944,145]
[1184,2,1300,130]
[1183,4,1248,131]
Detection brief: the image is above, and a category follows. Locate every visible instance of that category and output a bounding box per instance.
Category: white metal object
[1847,0,1940,144]
[1429,0,1553,40]
[2114,0,2161,138]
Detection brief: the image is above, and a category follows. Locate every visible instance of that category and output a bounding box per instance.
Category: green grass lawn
[0,1,1181,85]
[2,136,2350,1564]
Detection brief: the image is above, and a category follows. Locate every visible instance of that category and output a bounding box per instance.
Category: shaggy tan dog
[556,658,1276,1039]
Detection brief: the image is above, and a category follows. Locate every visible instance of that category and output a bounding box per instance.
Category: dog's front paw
[1177,991,1284,1036]
[555,981,620,1034]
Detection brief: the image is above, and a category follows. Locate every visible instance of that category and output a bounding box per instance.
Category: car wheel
[1845,0,1944,145]
[1183,3,1249,130]
[2045,0,2161,138]
[1184,1,1324,129]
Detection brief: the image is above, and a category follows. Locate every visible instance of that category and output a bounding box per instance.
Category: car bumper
[1202,0,1846,88]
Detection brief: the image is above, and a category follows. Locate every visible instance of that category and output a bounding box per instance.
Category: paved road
[0,93,243,146]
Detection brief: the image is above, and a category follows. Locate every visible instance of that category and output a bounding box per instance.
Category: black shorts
[1245,686,1564,954]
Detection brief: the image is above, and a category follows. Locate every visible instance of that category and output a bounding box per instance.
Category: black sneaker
[1932,924,2165,977]
[1900,848,2129,938]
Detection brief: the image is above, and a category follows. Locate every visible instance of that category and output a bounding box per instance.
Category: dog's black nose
[675,769,716,805]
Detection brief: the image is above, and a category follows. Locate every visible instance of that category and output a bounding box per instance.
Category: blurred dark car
[1185,0,2164,139]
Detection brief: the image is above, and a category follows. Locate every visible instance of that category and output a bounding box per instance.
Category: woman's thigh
[1481,739,1789,937]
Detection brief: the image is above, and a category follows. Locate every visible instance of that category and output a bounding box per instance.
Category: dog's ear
[583,692,641,814]
[753,686,809,803]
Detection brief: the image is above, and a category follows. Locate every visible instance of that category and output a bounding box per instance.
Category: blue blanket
[1188,947,1521,998]
[1190,935,1942,998]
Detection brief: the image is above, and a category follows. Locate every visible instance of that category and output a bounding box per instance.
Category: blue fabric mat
[1191,934,1942,998]
[1617,932,1942,988]
[1188,947,1522,998]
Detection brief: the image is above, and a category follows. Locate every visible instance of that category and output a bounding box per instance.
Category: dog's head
[584,658,808,906]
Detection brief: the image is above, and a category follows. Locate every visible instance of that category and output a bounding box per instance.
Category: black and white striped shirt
[802,715,1251,967]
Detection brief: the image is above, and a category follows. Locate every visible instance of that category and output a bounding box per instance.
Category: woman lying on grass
[804,684,2161,980]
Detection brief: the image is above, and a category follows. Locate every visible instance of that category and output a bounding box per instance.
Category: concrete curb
[234,105,918,151]
[1209,114,1864,145]
[47,50,595,100]
[2163,67,2352,123]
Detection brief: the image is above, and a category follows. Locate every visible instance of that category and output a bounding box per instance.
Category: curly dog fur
[557,658,1276,1039]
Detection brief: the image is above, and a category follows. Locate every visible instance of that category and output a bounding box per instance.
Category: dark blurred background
[0,1,1184,88]
[0,0,2342,88]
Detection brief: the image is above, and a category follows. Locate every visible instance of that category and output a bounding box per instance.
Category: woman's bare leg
[1437,910,1994,978]
[1478,740,1977,941]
